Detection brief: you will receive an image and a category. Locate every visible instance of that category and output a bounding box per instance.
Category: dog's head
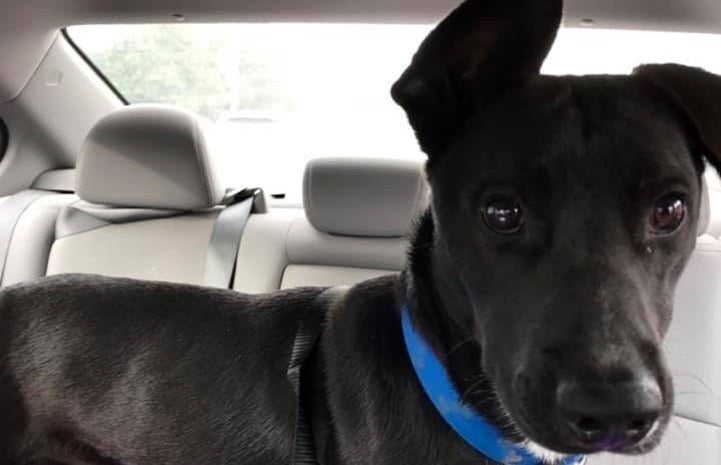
[393,0,720,457]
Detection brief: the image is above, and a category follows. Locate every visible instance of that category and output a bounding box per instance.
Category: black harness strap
[287,287,347,465]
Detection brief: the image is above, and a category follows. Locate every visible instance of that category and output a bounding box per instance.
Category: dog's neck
[402,210,526,444]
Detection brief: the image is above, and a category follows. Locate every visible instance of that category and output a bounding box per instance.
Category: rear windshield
[67,24,721,201]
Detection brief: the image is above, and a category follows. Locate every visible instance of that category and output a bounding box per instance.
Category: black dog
[3,0,721,463]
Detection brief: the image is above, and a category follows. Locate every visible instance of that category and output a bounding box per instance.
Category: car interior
[1,0,720,463]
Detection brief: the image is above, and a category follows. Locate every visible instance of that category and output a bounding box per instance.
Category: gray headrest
[77,104,224,210]
[303,158,429,237]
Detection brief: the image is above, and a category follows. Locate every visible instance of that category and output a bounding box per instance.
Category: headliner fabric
[303,157,428,237]
[76,104,224,211]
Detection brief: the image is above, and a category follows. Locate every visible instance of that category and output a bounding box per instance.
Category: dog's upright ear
[391,0,563,157]
[634,64,721,173]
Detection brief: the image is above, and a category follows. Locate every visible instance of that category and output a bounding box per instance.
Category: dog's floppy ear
[391,0,563,157]
[634,64,721,173]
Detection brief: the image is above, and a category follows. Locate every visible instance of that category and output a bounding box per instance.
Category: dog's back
[0,274,324,464]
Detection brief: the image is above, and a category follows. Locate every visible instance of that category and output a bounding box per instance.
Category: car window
[66,24,721,201]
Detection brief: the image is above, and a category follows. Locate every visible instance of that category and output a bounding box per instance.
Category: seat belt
[0,190,54,285]
[204,188,261,288]
[288,286,348,465]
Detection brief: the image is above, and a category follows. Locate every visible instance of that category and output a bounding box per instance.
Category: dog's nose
[556,379,662,450]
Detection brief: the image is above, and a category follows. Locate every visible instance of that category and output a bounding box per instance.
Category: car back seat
[41,104,255,288]
[232,157,428,292]
[0,169,77,287]
[2,112,718,462]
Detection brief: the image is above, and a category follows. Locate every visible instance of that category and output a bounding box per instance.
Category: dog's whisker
[669,371,713,393]
[674,391,718,398]
[668,417,688,439]
[460,378,487,402]
[444,336,474,358]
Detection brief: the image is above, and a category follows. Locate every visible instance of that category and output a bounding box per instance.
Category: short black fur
[4,0,721,463]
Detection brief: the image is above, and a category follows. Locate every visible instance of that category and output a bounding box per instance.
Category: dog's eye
[482,197,523,234]
[651,193,686,234]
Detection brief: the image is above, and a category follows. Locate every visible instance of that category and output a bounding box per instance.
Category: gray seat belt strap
[0,190,53,284]
[204,189,259,288]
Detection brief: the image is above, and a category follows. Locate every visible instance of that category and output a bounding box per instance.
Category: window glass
[67,24,721,200]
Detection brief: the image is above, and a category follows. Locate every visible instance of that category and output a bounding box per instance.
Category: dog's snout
[556,379,662,450]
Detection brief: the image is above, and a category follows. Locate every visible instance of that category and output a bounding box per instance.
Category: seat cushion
[233,208,407,293]
[1,193,77,286]
[281,264,395,289]
[666,235,721,426]
[47,210,221,285]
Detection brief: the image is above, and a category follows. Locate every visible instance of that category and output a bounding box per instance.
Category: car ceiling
[3,0,721,102]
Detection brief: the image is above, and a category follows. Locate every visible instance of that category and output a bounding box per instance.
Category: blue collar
[401,306,585,465]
